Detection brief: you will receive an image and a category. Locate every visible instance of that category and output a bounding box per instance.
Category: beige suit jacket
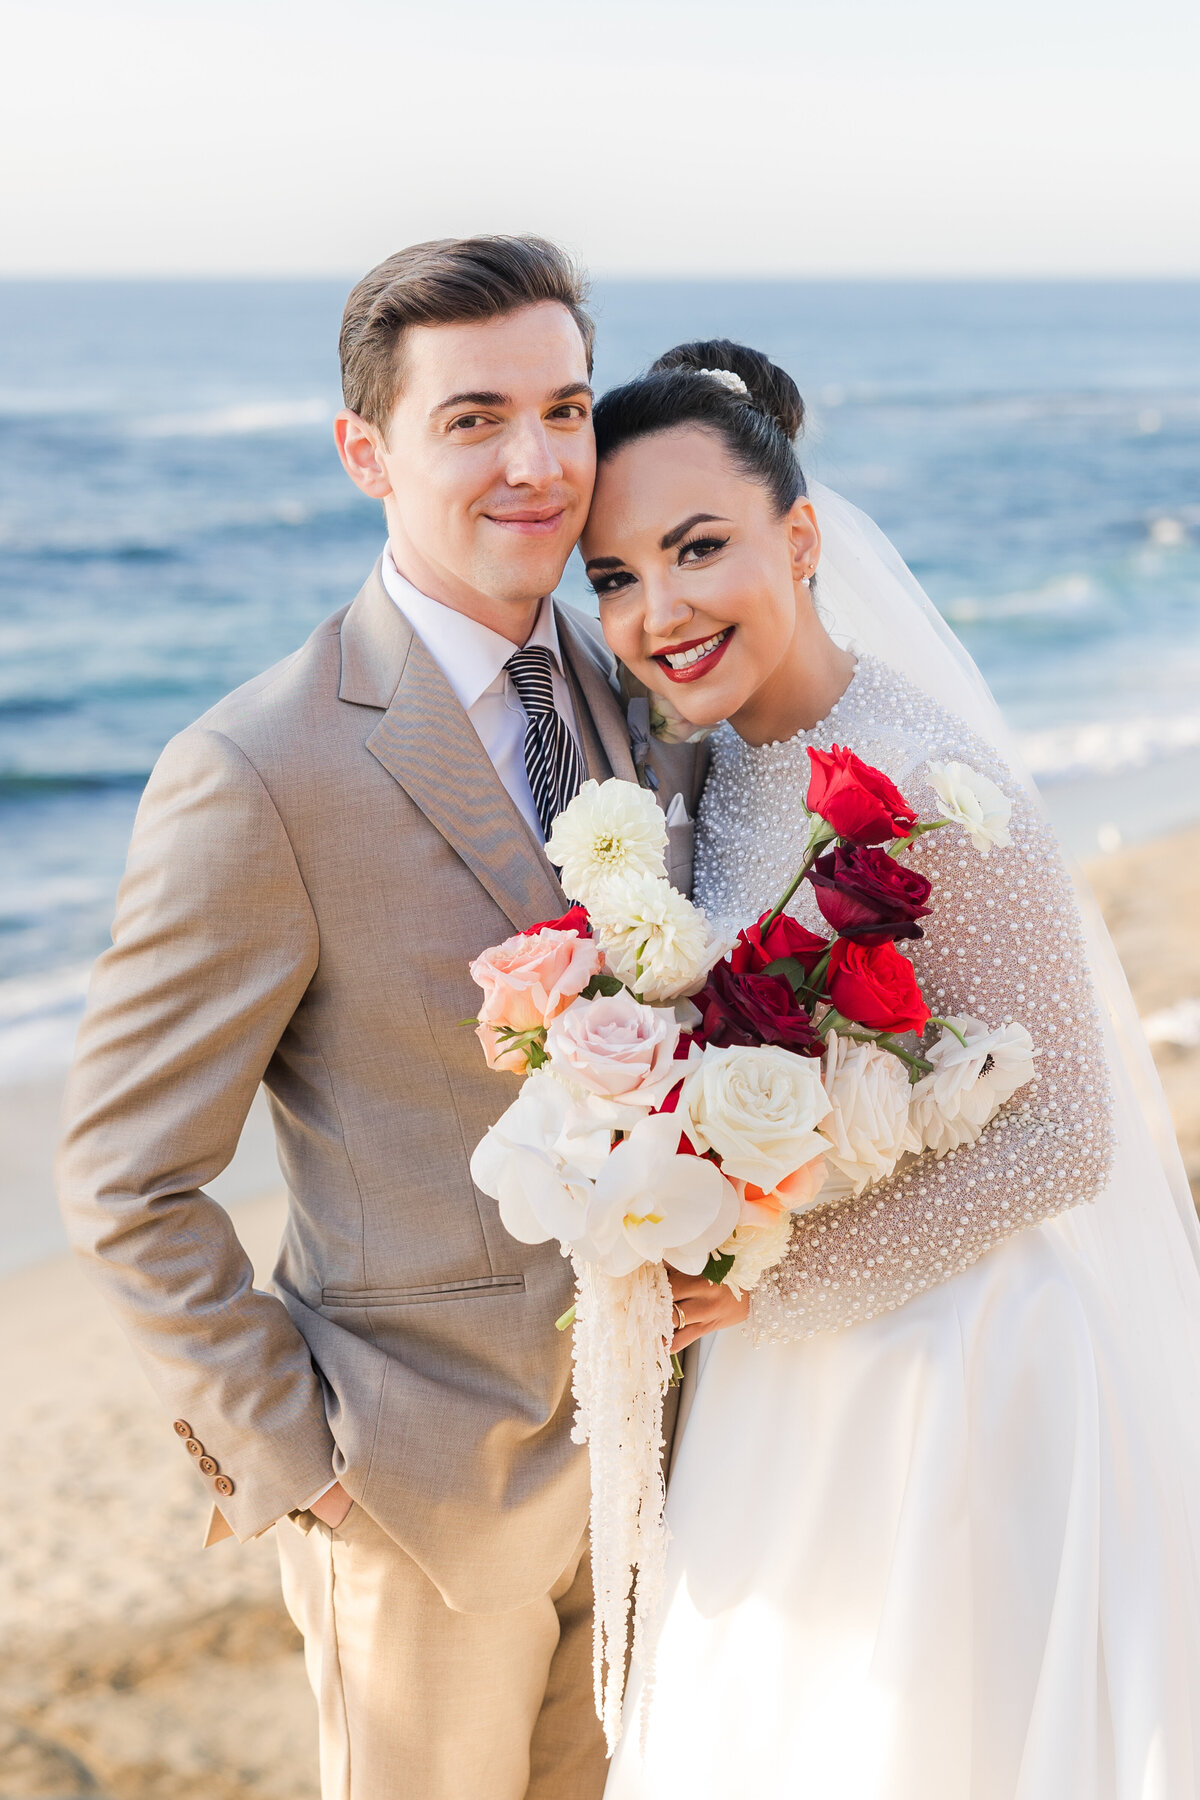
[56,564,705,1614]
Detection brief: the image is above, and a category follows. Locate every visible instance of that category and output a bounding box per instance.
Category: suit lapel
[342,573,566,933]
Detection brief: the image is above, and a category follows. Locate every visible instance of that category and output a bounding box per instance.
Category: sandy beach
[2,822,1198,1799]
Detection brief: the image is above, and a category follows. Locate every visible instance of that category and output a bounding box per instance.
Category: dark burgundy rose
[693,961,823,1056]
[729,910,829,976]
[808,844,933,944]
[806,745,918,845]
[519,904,592,938]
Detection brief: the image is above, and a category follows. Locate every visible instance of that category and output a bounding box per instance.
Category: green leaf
[581,971,626,1000]
[701,1249,736,1285]
[762,956,814,995]
[525,1039,548,1070]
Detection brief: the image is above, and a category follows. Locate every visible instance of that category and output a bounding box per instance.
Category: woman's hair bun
[648,338,805,442]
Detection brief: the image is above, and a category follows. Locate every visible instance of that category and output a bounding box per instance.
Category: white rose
[470,1070,608,1249]
[589,871,729,1004]
[581,1112,740,1277]
[926,760,1013,855]
[679,1044,832,1193]
[544,777,668,905]
[816,1032,921,1197]
[545,992,685,1119]
[910,1014,1037,1157]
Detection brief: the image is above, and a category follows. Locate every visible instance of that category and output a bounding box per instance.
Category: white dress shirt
[379,547,582,843]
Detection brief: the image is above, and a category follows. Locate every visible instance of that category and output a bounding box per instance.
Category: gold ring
[673,1303,687,1332]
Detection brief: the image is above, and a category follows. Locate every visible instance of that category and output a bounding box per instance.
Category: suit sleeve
[56,726,336,1540]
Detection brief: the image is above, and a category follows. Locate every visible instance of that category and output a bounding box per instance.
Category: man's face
[337,302,595,635]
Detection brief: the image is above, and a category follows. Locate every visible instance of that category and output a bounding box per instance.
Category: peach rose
[471,927,607,1073]
[731,1154,828,1226]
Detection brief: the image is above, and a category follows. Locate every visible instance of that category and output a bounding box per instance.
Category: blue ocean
[2,279,1199,1083]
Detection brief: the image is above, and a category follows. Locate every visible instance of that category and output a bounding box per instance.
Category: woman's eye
[678,535,729,564]
[590,570,635,598]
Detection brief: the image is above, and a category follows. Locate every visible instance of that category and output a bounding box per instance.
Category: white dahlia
[589,871,728,1003]
[544,778,668,905]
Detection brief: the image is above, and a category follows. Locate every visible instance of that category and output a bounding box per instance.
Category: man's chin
[478,542,577,606]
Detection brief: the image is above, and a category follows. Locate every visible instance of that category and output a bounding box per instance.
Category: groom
[56,237,705,1800]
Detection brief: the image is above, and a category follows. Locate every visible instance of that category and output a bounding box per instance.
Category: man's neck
[385,541,543,648]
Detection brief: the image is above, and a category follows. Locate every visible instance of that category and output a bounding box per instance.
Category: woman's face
[581,426,819,729]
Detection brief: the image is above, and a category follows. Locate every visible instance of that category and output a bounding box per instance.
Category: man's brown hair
[339,235,594,431]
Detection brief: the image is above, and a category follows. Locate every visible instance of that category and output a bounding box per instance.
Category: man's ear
[786,497,821,586]
[335,410,393,500]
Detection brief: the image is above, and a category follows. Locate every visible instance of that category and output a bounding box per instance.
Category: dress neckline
[721,655,866,758]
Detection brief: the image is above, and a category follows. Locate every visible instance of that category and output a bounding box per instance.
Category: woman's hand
[668,1267,750,1352]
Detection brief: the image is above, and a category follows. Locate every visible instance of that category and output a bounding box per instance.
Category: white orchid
[925,760,1013,855]
[910,1014,1037,1157]
[582,1112,740,1278]
[589,871,729,1003]
[544,778,668,905]
[679,1043,832,1194]
[816,1032,921,1197]
[469,1069,608,1249]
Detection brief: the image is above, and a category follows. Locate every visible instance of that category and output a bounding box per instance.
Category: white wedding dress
[604,499,1200,1800]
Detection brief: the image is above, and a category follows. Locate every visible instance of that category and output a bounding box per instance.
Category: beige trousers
[277,1503,608,1800]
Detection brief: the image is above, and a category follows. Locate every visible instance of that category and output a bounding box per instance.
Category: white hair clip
[697,367,751,399]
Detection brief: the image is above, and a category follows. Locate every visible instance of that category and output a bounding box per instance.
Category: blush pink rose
[471,928,607,1072]
[545,991,683,1110]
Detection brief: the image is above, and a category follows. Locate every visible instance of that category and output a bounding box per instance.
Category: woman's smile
[653,627,734,682]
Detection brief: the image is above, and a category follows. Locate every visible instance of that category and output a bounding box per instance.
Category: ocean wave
[1019,713,1200,779]
[134,399,334,438]
[0,771,149,798]
[0,963,91,1082]
[945,573,1100,624]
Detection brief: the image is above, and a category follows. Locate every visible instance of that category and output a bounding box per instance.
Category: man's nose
[502,418,563,491]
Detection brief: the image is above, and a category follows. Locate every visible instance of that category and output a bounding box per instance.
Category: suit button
[185,1438,204,1457]
[198,1456,219,1477]
[214,1475,235,1498]
[173,1420,192,1438]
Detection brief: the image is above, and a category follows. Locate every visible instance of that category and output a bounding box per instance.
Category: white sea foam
[134,399,333,438]
[945,572,1099,624]
[1018,712,1200,779]
[0,964,91,1083]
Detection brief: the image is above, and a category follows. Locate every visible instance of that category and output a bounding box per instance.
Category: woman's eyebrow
[584,555,624,572]
[659,512,730,550]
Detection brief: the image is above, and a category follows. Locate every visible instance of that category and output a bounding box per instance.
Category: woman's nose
[641,575,694,640]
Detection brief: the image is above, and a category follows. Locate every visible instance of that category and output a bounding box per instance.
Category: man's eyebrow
[584,555,624,572]
[431,390,509,414]
[430,382,593,416]
[660,512,729,551]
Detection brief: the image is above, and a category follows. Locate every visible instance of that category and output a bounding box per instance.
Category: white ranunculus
[816,1031,921,1197]
[718,1208,796,1298]
[589,871,729,1004]
[581,1112,741,1277]
[679,1044,833,1193]
[926,760,1013,855]
[470,1069,608,1249]
[910,1014,1037,1157]
[544,778,668,905]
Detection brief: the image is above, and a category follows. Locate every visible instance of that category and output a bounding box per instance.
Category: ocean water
[2,278,1199,1083]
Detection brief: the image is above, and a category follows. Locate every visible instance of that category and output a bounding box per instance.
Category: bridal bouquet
[468,751,1034,1749]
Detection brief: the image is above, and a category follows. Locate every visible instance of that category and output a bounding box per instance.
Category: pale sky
[3,0,1197,277]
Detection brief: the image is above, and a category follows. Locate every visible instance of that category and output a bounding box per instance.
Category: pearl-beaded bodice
[693,656,1115,1339]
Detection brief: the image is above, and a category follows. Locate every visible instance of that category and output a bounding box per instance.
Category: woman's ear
[786,497,821,588]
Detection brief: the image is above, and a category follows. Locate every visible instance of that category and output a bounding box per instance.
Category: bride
[580,340,1200,1797]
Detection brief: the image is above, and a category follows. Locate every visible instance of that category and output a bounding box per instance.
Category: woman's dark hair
[592,338,806,515]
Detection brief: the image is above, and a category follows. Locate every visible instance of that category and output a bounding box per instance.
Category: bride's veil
[812,479,1200,1598]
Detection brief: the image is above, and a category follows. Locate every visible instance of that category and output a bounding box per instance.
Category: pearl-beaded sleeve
[748,742,1116,1343]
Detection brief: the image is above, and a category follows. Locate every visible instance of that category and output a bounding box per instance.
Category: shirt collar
[380,546,564,713]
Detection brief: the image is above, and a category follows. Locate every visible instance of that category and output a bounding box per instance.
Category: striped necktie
[505,644,584,839]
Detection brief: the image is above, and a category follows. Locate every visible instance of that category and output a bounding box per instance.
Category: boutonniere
[618,667,719,792]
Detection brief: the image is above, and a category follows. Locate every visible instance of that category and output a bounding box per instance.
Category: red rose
[826,937,931,1035]
[806,745,918,846]
[693,961,823,1056]
[729,910,829,976]
[519,904,592,938]
[808,845,932,944]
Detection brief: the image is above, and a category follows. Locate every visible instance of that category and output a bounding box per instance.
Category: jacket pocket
[321,1273,526,1308]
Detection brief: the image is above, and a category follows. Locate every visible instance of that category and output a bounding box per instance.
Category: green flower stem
[818,1009,934,1078]
[761,822,835,932]
[930,1015,969,1047]
[555,1305,576,1332]
[669,1352,685,1386]
[889,818,951,857]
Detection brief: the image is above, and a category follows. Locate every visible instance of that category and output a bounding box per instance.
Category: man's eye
[549,403,589,422]
[678,535,729,564]
[590,571,635,598]
[449,414,490,432]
